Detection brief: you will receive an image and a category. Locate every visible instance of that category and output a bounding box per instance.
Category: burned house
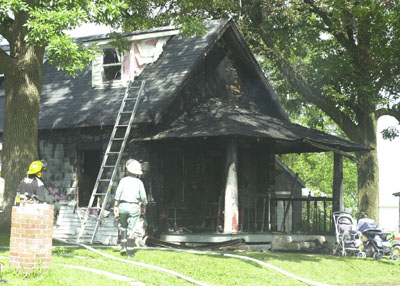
[0,19,368,243]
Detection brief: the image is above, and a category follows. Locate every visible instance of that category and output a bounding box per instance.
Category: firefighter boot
[120,228,127,255]
[127,237,136,258]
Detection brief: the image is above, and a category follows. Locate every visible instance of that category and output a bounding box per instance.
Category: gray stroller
[333,211,366,257]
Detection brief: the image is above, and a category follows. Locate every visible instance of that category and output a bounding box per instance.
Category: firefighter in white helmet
[114,159,148,257]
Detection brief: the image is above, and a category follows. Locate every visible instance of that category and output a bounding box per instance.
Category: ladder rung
[107,152,120,154]
[120,111,132,114]
[94,193,108,196]
[103,165,116,168]
[112,138,124,141]
[125,97,138,100]
[98,179,111,181]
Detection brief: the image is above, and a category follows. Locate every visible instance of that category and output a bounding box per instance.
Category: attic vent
[103,49,121,81]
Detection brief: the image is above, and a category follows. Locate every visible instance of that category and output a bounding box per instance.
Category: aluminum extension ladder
[76,80,146,244]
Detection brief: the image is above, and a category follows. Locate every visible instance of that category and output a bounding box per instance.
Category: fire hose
[54,238,337,286]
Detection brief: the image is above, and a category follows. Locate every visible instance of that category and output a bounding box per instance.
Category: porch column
[224,139,239,234]
[332,153,344,212]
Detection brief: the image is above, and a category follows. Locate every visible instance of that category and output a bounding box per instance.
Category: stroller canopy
[357,218,380,233]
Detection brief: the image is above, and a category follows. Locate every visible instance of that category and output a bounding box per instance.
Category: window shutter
[92,53,104,88]
[121,52,130,84]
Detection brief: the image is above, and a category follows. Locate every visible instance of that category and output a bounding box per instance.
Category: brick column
[10,204,54,272]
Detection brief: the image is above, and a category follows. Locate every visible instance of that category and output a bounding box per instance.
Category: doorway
[78,150,102,207]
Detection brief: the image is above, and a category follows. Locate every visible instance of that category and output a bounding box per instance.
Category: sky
[64,23,118,38]
[377,115,400,206]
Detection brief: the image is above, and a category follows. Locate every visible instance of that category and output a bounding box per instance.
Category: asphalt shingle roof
[0,20,370,153]
[0,19,231,131]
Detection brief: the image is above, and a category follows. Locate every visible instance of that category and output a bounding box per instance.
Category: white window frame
[92,47,127,89]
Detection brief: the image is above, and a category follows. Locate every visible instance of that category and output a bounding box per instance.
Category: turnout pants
[118,203,140,257]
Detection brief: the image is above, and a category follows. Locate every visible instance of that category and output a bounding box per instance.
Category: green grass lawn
[0,234,399,286]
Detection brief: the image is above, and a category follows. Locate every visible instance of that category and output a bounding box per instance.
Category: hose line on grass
[54,238,210,286]
[57,263,144,285]
[135,247,338,286]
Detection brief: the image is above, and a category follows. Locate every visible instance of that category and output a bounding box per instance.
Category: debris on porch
[53,201,118,245]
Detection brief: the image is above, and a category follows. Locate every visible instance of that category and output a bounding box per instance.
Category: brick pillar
[10,204,54,272]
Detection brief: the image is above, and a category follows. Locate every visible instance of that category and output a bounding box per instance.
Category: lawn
[0,234,399,286]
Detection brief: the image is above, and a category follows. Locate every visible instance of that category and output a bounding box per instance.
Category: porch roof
[140,98,369,154]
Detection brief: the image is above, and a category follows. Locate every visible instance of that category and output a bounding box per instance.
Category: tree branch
[0,48,11,74]
[377,67,400,90]
[0,16,14,45]
[376,107,400,123]
[254,25,359,141]
[303,0,358,58]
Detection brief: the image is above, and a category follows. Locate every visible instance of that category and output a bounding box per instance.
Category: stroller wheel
[339,250,346,257]
[390,254,398,261]
[357,252,366,258]
[373,252,382,261]
[393,245,400,256]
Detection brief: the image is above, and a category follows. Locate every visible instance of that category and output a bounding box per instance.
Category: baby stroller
[356,212,398,261]
[333,211,366,257]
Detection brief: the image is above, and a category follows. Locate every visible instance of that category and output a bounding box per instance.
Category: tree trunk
[356,113,379,222]
[0,45,44,231]
[332,154,344,212]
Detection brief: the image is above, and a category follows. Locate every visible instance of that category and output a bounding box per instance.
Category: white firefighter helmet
[126,159,143,175]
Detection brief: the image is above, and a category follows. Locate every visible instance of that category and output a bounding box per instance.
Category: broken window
[92,48,125,88]
[102,49,121,82]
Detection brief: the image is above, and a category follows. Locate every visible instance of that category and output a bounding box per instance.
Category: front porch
[145,137,344,238]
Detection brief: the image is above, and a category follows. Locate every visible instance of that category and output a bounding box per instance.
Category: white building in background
[378,116,400,232]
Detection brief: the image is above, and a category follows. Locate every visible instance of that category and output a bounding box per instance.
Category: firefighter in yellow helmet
[17,160,59,220]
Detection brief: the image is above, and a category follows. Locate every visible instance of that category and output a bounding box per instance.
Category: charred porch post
[224,139,239,234]
[332,153,344,212]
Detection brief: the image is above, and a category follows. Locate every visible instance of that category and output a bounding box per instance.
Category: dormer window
[92,48,127,89]
[103,49,121,82]
[91,35,171,89]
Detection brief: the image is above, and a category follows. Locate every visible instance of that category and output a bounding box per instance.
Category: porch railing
[164,195,334,235]
[239,195,333,235]
[270,197,333,234]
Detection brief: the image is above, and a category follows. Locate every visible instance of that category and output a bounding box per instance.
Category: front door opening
[78,150,101,207]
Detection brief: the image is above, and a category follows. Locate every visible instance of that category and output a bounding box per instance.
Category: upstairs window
[102,49,121,82]
[0,74,4,87]
[92,48,126,88]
